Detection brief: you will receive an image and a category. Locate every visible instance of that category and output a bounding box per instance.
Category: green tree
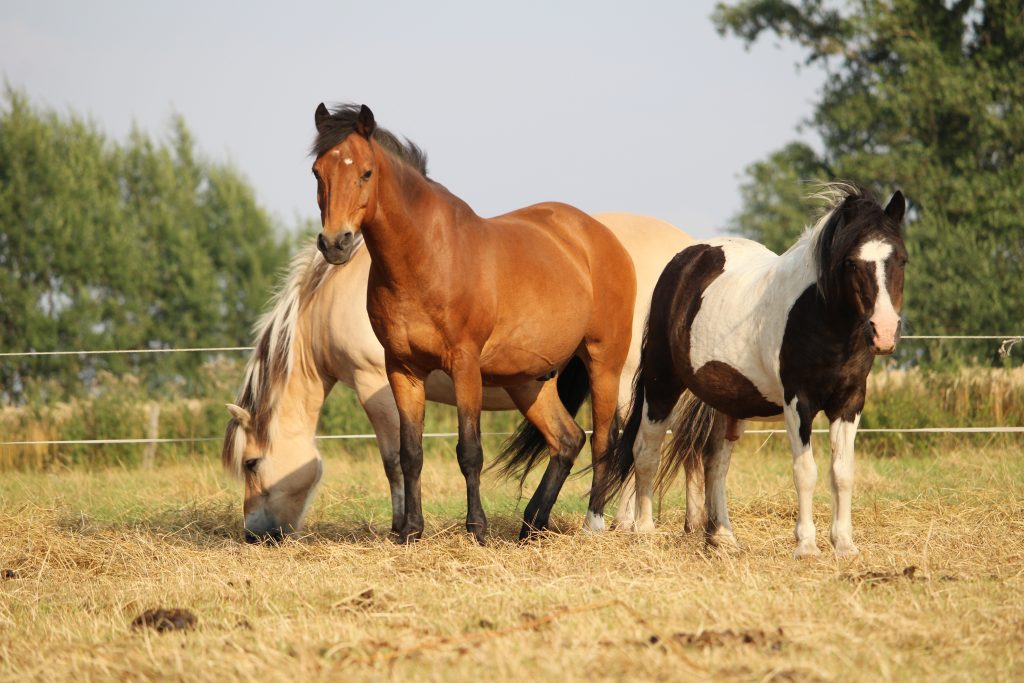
[715,0,1024,362]
[0,86,290,400]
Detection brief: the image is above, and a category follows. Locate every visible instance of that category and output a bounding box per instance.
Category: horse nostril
[340,231,353,246]
[316,233,328,254]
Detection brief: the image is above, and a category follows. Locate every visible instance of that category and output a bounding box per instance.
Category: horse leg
[355,373,404,534]
[704,415,741,550]
[448,354,487,545]
[584,365,625,533]
[612,474,637,529]
[828,413,861,558]
[684,458,707,534]
[387,365,427,544]
[506,380,585,540]
[784,397,820,558]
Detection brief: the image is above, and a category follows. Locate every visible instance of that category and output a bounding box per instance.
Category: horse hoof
[793,542,822,559]
[583,510,605,534]
[468,528,487,546]
[706,531,741,553]
[833,543,860,559]
[396,528,422,545]
[632,519,656,534]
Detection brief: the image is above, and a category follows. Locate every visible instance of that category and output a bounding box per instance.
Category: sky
[0,1,822,239]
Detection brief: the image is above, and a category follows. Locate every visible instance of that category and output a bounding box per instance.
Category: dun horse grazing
[309,103,636,544]
[598,184,907,558]
[221,213,693,543]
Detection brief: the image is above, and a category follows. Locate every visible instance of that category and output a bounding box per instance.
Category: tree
[715,0,1024,362]
[0,86,291,400]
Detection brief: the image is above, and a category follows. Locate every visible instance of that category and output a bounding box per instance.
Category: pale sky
[0,1,822,238]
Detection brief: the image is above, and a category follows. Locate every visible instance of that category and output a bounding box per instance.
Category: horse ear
[884,190,906,224]
[225,403,252,430]
[355,104,376,138]
[314,103,330,132]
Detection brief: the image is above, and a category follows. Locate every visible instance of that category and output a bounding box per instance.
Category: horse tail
[490,356,590,486]
[654,392,718,495]
[596,362,647,501]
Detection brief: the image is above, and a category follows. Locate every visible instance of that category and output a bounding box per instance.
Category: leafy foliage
[0,87,291,399]
[714,0,1024,362]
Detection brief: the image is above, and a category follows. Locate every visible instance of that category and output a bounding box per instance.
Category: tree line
[3,0,1021,405]
[716,0,1023,363]
[0,86,293,401]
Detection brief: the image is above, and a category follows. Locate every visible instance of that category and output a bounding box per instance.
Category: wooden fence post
[142,402,160,469]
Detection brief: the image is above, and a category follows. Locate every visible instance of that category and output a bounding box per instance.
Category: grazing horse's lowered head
[222,246,335,543]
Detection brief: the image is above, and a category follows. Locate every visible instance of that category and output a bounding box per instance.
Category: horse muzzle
[317,230,362,265]
[868,319,899,355]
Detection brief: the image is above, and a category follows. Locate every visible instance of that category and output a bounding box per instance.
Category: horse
[222,208,696,543]
[597,183,907,559]
[309,101,643,545]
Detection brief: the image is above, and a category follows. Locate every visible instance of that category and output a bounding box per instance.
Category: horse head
[816,188,908,355]
[311,103,379,265]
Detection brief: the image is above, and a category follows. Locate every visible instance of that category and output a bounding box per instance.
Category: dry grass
[1,439,1022,682]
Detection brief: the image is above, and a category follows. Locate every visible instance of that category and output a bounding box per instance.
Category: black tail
[490,356,590,487]
[595,357,647,501]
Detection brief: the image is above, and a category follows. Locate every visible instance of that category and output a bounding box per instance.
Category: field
[2,435,1022,682]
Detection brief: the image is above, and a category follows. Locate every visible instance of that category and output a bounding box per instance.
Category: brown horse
[310,103,636,544]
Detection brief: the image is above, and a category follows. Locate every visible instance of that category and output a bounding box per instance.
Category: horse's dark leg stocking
[506,381,585,540]
[450,355,487,544]
[387,366,426,544]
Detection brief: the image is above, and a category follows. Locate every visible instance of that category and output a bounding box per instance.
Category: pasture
[2,435,1022,682]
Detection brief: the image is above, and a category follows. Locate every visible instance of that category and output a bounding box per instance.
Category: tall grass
[1,361,1021,471]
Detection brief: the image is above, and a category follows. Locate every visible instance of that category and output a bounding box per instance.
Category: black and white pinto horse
[598,184,907,558]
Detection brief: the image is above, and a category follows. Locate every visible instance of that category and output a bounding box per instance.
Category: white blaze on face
[343,157,354,166]
[857,239,899,351]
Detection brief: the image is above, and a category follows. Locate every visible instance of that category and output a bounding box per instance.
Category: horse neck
[776,236,868,350]
[270,313,330,440]
[361,149,453,284]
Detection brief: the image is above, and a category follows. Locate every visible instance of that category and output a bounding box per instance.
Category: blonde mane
[222,239,334,476]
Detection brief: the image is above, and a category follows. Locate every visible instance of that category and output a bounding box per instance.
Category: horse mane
[222,239,335,476]
[310,103,429,177]
[806,182,901,304]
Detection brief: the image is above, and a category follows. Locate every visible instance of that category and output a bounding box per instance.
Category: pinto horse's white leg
[829,414,861,558]
[632,401,670,533]
[704,419,742,549]
[785,398,820,558]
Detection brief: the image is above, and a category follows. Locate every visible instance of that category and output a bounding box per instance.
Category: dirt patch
[131,608,197,633]
[661,627,785,651]
[845,565,962,586]
[332,588,376,612]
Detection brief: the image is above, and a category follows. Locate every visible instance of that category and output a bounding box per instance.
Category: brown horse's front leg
[387,365,426,544]
[450,354,487,544]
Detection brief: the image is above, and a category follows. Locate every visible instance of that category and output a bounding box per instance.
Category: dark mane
[811,183,903,304]
[310,103,429,176]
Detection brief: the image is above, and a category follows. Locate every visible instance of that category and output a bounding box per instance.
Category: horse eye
[243,458,261,473]
[361,170,373,181]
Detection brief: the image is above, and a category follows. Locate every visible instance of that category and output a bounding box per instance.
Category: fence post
[142,402,160,468]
